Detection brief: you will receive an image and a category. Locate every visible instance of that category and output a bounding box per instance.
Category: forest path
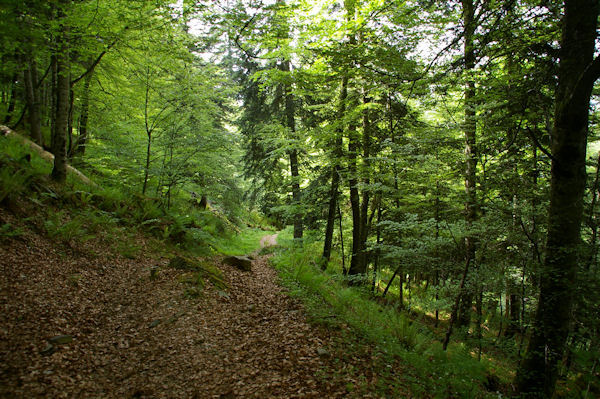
[259,232,278,248]
[0,222,381,398]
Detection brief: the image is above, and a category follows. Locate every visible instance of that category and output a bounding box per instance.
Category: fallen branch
[0,125,96,187]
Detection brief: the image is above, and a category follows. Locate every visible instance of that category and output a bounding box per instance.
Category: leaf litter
[0,209,406,398]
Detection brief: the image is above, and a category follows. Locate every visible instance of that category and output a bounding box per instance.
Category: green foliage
[0,223,23,241]
[116,239,141,259]
[0,136,49,202]
[0,166,31,203]
[271,233,492,398]
[180,272,205,299]
[168,255,228,291]
[212,228,270,256]
[43,211,93,244]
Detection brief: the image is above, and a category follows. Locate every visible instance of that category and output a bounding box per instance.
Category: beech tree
[515,0,600,396]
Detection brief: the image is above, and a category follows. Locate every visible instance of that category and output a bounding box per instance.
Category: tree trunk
[142,68,152,195]
[289,146,302,240]
[24,58,42,145]
[281,59,303,241]
[505,288,520,338]
[356,93,372,275]
[343,0,365,278]
[515,1,599,396]
[67,87,75,157]
[3,73,17,125]
[51,19,69,182]
[347,118,362,275]
[74,65,93,157]
[322,76,347,265]
[456,0,477,330]
[338,205,347,275]
[347,96,372,277]
[372,206,382,293]
[142,131,151,195]
[444,0,476,344]
[50,55,57,147]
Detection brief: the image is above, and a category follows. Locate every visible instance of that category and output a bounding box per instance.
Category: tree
[51,0,71,182]
[515,0,600,396]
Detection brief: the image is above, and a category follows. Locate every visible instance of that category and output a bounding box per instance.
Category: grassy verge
[211,228,273,256]
[270,230,497,398]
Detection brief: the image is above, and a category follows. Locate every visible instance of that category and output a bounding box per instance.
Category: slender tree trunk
[347,117,362,275]
[497,293,504,339]
[434,181,441,327]
[505,288,520,338]
[585,152,600,269]
[24,58,42,145]
[74,65,93,157]
[67,87,74,157]
[476,290,483,361]
[3,73,17,125]
[278,58,303,241]
[372,206,382,293]
[51,16,69,182]
[143,133,151,195]
[50,55,57,146]
[456,0,477,330]
[356,93,372,275]
[289,146,302,240]
[383,265,401,297]
[343,0,365,278]
[444,0,476,344]
[515,1,599,396]
[142,68,152,195]
[323,76,347,265]
[338,205,347,275]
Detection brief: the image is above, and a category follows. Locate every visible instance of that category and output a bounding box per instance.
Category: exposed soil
[0,211,398,398]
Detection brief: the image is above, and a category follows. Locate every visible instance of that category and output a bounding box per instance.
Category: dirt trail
[259,233,278,248]
[1,225,376,398]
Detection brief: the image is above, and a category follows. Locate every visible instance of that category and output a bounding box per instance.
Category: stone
[149,320,161,328]
[223,255,252,271]
[49,334,73,345]
[317,347,330,357]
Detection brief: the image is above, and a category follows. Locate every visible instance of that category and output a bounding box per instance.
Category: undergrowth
[271,228,495,398]
[0,132,270,298]
[0,133,251,257]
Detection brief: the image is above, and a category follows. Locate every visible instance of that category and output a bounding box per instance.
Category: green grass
[212,227,274,256]
[270,231,495,398]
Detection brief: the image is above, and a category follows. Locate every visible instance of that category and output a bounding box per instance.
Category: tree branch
[35,62,51,89]
[71,39,118,86]
[526,127,555,162]
[573,55,600,98]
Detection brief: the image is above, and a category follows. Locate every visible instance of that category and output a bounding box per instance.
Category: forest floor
[0,212,398,398]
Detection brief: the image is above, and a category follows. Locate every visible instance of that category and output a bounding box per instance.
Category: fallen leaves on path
[0,211,404,398]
